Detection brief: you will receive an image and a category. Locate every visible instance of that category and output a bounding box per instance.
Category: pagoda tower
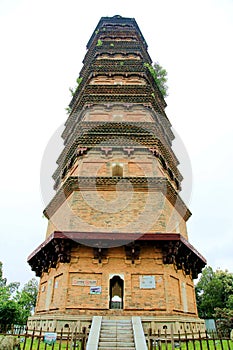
[28,15,206,334]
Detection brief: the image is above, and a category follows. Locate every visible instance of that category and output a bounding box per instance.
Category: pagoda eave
[27,231,206,279]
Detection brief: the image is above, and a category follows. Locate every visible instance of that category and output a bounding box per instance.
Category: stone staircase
[98,318,135,350]
[86,316,147,350]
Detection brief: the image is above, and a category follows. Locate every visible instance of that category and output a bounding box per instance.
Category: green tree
[0,261,7,286]
[0,262,16,303]
[0,261,38,328]
[214,308,233,336]
[16,278,38,324]
[0,301,20,332]
[153,62,168,97]
[144,62,168,97]
[195,266,233,318]
[0,262,20,330]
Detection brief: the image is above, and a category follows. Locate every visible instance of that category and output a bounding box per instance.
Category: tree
[144,62,168,97]
[214,308,233,336]
[0,261,38,328]
[195,266,233,319]
[153,62,168,97]
[16,278,38,324]
[0,301,20,332]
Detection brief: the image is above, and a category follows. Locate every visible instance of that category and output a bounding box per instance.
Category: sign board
[44,333,57,345]
[139,275,156,289]
[72,278,97,286]
[90,286,102,294]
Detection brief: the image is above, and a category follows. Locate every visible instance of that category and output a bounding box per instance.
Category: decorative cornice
[27,231,206,279]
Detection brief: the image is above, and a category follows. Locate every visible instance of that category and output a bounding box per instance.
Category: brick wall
[36,244,197,317]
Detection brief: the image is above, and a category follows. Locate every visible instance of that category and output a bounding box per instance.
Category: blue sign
[44,332,57,345]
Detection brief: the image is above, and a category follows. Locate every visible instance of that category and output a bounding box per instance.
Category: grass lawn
[0,335,81,350]
[150,339,232,349]
[17,337,82,350]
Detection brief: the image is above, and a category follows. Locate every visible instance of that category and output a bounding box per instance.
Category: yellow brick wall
[82,105,154,122]
[46,188,188,239]
[35,245,197,317]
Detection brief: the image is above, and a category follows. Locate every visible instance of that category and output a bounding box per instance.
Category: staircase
[86,316,147,350]
[98,318,135,349]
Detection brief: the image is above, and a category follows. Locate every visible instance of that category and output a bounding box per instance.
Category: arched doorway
[109,275,124,309]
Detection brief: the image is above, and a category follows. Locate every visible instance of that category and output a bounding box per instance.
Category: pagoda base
[27,312,205,337]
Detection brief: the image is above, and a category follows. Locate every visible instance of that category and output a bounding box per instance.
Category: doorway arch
[109,275,124,309]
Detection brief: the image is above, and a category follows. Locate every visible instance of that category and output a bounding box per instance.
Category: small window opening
[112,163,123,177]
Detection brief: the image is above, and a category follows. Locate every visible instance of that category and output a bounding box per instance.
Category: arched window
[112,163,123,176]
[109,275,124,309]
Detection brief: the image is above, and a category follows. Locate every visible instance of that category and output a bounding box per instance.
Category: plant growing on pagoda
[66,77,83,114]
[65,106,71,114]
[69,77,83,97]
[96,39,103,46]
[144,62,168,98]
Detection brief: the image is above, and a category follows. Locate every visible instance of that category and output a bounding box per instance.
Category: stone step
[99,334,134,338]
[99,334,134,341]
[101,323,131,326]
[101,322,131,325]
[100,327,132,330]
[100,330,132,334]
[100,335,133,339]
[101,324,132,328]
[100,333,133,337]
[102,320,131,324]
[100,324,133,328]
[98,341,135,347]
[98,348,135,350]
[99,332,132,337]
[97,318,136,350]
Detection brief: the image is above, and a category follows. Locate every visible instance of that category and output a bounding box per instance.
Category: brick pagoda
[28,15,206,335]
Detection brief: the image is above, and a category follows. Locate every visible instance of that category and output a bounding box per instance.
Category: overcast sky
[0,0,232,287]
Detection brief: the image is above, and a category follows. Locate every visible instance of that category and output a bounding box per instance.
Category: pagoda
[28,15,206,335]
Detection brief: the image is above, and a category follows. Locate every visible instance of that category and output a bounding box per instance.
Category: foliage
[214,307,233,336]
[96,39,103,46]
[0,261,38,329]
[66,76,83,114]
[65,106,71,115]
[195,266,233,319]
[144,62,168,98]
[0,262,6,286]
[16,278,38,324]
[69,77,83,97]
[0,301,20,331]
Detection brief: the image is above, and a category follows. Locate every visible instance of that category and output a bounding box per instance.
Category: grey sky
[0,0,232,286]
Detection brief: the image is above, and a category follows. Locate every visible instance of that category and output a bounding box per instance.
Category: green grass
[19,338,82,350]
[149,339,232,349]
